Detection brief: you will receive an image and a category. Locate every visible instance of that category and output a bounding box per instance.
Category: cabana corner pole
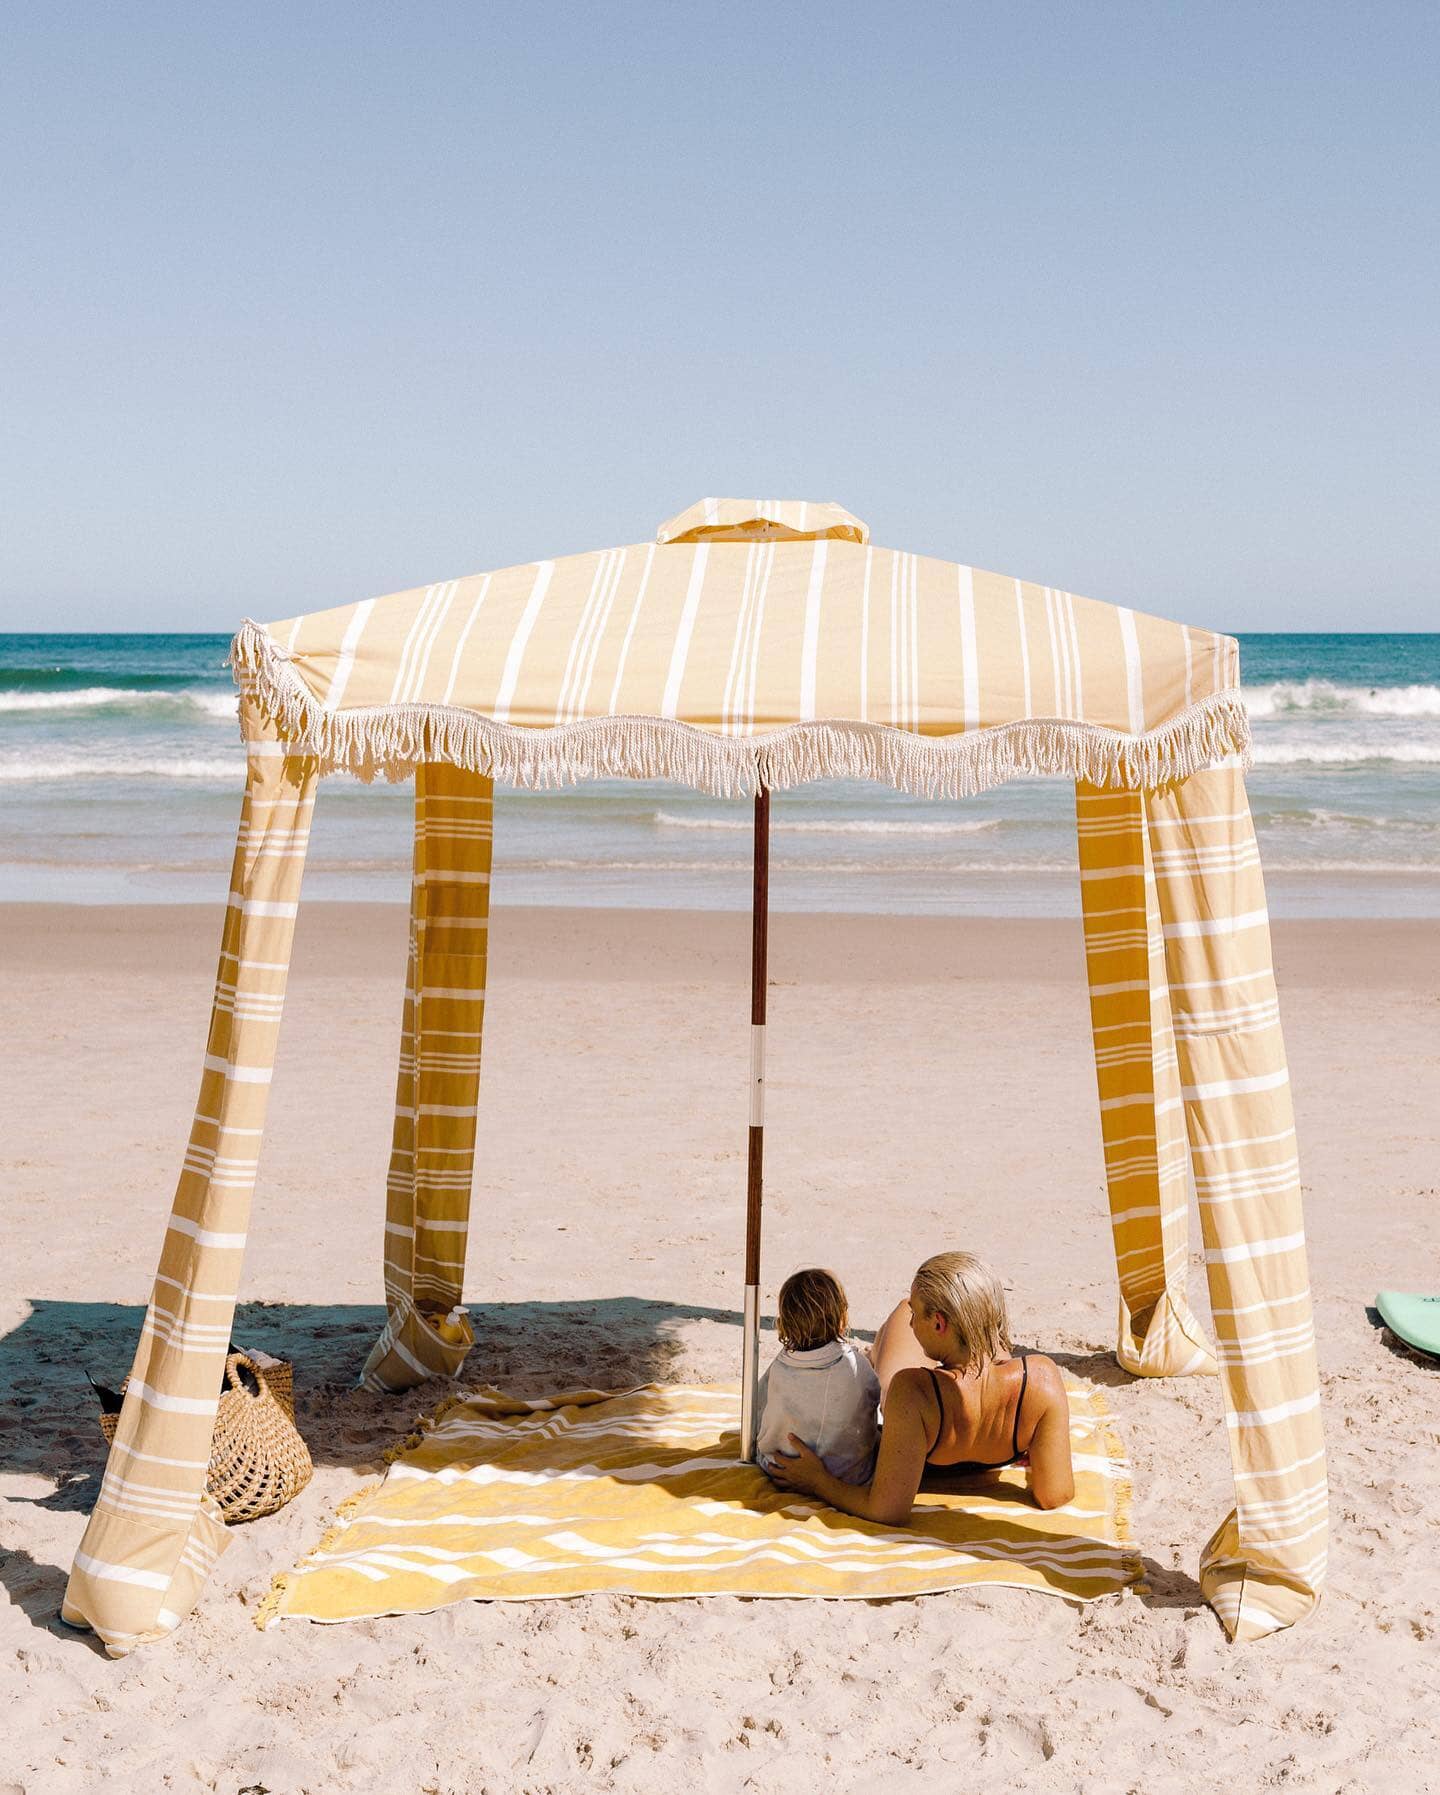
[740,785,769,1461]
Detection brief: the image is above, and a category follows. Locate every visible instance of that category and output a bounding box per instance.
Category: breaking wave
[0,755,242,782]
[0,685,236,719]
[650,810,1002,836]
[1249,739,1440,766]
[1244,680,1440,719]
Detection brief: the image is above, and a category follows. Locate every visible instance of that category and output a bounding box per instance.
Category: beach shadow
[1,1293,771,1640]
[0,1294,772,1485]
[0,1539,109,1653]
[1047,1348,1134,1388]
[1364,1305,1439,1370]
[1136,1557,1206,1609]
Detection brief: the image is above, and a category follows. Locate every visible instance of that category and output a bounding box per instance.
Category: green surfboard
[1376,1291,1440,1359]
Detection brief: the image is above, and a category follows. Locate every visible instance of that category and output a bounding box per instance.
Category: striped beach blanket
[259,1376,1140,1626]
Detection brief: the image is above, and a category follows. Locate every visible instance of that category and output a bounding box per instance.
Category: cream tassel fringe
[230,618,1252,798]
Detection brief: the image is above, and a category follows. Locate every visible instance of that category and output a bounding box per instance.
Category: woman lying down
[758,1252,1075,1524]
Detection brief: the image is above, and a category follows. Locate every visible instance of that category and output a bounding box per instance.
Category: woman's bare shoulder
[884,1365,934,1411]
[1019,1351,1068,1407]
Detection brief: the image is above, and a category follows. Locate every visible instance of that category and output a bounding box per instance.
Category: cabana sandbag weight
[95,1351,311,1523]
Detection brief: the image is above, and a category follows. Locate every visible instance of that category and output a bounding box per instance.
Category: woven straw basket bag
[97,1350,312,1523]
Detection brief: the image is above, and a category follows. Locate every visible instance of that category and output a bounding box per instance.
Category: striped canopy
[233,493,1249,793]
[66,500,1325,1656]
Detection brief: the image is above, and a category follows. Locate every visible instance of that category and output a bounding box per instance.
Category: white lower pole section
[739,1282,761,1462]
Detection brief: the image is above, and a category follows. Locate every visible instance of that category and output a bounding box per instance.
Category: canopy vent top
[656,497,870,546]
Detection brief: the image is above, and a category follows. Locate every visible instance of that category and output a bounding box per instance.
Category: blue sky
[2,3,1435,634]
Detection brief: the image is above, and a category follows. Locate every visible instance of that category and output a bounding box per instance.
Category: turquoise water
[2,632,1438,915]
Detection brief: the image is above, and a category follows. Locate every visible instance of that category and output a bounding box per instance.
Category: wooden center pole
[740,785,769,1461]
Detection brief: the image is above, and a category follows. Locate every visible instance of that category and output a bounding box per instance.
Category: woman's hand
[766,1433,828,1496]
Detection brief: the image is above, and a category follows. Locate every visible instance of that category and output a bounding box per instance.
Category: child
[756,1267,880,1485]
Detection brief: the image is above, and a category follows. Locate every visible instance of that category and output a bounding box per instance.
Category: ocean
[2,632,1438,917]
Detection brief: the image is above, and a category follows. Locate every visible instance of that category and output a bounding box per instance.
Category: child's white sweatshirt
[755,1338,880,1485]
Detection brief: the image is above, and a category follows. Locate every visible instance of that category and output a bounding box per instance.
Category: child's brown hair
[777,1267,849,1352]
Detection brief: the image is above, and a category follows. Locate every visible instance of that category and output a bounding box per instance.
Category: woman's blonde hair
[911,1252,1011,1373]
[777,1267,849,1352]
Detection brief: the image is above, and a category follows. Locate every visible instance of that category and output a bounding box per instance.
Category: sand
[3,902,1438,1793]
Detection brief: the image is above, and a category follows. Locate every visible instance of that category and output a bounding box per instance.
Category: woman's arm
[1023,1357,1075,1510]
[767,1367,932,1526]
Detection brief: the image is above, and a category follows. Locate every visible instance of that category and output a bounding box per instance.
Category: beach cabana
[65,498,1326,1653]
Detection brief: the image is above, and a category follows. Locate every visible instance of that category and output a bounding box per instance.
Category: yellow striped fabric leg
[62,699,317,1656]
[360,763,492,1392]
[1148,765,1327,1640]
[1076,784,1217,1377]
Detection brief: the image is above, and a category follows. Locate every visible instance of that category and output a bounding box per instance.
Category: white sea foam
[1258,808,1439,832]
[1249,740,1440,766]
[0,685,237,718]
[1244,680,1440,719]
[506,857,1077,877]
[0,755,242,782]
[650,810,1002,836]
[1266,861,1440,874]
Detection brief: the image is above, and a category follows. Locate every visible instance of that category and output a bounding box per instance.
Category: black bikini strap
[926,1366,946,1455]
[1012,1350,1030,1459]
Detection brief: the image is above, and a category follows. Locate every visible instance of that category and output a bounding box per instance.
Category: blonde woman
[767,1252,1075,1523]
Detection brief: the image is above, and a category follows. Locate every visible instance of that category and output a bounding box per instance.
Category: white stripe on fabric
[1232,1445,1327,1483]
[1057,589,1075,714]
[111,1443,211,1470]
[1044,590,1068,715]
[573,549,626,719]
[324,598,375,711]
[1191,1127,1297,1158]
[958,566,978,728]
[1224,1389,1321,1429]
[1205,1229,1306,1265]
[1063,591,1084,720]
[661,546,709,720]
[441,575,494,705]
[72,1551,171,1591]
[722,542,761,732]
[1014,580,1033,715]
[1117,606,1143,732]
[202,1053,273,1086]
[859,547,873,722]
[168,1214,247,1249]
[127,1379,219,1416]
[908,553,920,731]
[556,553,618,724]
[742,544,775,733]
[1163,909,1270,940]
[607,543,656,714]
[798,540,827,721]
[407,580,457,702]
[390,583,446,705]
[888,554,901,727]
[492,561,556,723]
[1183,1068,1290,1102]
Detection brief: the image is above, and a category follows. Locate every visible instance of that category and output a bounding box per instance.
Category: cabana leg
[1076,783,1218,1377]
[362,764,493,1393]
[1148,765,1327,1640]
[739,787,769,1462]
[64,711,318,1656]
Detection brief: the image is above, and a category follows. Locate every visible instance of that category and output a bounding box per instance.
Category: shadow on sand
[2,1300,1204,1638]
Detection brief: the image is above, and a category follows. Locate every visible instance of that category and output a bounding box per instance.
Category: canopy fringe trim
[231,618,1252,797]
